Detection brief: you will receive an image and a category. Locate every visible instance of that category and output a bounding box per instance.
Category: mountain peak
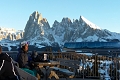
[80,16,101,30]
[62,17,71,23]
[30,11,43,23]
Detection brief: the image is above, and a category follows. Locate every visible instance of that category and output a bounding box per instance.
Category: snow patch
[81,16,101,30]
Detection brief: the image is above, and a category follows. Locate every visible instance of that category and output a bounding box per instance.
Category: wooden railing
[5,51,120,80]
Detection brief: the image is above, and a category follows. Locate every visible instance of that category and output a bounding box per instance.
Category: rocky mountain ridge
[23,11,120,47]
[0,27,23,41]
[0,11,120,49]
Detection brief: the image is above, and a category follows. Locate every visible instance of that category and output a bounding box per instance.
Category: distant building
[63,42,120,52]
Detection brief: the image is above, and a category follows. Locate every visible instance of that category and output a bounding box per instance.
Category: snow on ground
[77,57,113,80]
[0,41,18,51]
[99,60,112,80]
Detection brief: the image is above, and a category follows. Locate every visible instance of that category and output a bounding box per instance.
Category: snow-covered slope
[80,16,101,30]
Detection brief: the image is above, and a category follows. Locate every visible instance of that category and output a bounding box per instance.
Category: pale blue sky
[0,0,120,33]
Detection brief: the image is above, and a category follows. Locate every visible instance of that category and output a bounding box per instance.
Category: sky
[0,0,120,33]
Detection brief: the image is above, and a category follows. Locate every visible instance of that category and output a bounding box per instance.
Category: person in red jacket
[0,46,19,80]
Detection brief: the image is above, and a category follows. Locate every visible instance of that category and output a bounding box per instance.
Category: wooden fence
[5,51,120,80]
